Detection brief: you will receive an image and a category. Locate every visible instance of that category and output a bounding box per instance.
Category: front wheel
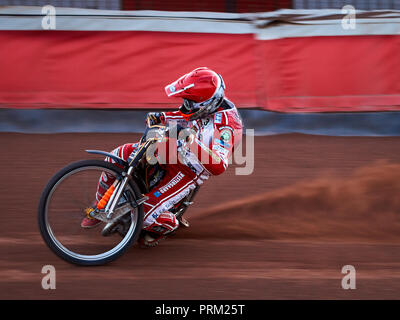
[38,160,144,266]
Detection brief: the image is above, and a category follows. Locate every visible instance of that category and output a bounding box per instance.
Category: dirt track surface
[2,132,400,299]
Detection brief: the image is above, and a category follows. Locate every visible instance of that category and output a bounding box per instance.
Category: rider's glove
[146,112,164,127]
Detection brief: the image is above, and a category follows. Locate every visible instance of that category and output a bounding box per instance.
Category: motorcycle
[38,125,198,266]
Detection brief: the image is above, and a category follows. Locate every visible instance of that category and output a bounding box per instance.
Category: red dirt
[1,132,400,299]
[179,162,400,242]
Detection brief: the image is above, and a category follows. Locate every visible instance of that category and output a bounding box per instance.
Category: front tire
[38,160,144,266]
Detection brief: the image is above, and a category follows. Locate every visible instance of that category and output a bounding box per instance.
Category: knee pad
[144,211,179,235]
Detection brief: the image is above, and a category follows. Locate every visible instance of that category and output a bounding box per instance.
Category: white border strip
[0,6,254,34]
[0,7,400,37]
[256,21,400,40]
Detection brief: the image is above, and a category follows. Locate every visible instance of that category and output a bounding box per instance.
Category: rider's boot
[81,206,102,228]
[140,211,179,247]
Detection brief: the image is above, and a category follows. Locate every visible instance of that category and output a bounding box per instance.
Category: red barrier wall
[0,31,258,109]
[260,35,400,112]
[1,10,399,112]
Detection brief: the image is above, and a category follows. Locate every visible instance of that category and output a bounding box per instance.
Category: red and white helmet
[164,67,225,121]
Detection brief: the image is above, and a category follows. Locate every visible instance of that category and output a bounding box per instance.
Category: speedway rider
[81,67,243,246]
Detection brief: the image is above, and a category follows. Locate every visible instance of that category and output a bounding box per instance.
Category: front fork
[90,166,146,225]
[105,166,134,218]
[93,138,155,222]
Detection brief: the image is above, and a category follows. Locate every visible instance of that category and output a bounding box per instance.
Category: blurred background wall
[0,1,399,134]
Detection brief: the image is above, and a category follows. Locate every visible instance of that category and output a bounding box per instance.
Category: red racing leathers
[96,98,243,233]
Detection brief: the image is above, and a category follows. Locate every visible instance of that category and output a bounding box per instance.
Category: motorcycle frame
[86,125,198,225]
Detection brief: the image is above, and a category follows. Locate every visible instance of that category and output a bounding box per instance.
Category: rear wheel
[38,160,144,266]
